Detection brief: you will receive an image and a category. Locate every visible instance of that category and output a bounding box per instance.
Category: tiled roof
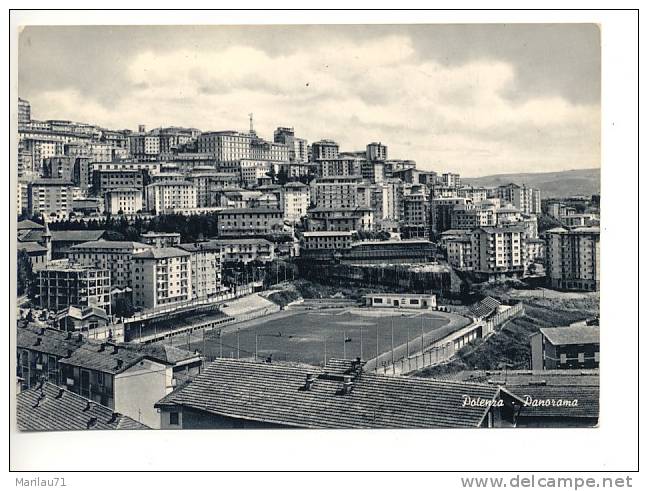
[123,343,201,365]
[59,342,151,374]
[178,242,222,253]
[469,296,501,319]
[207,238,272,246]
[17,219,44,230]
[17,382,148,431]
[216,207,282,214]
[132,247,190,259]
[440,369,599,387]
[540,326,600,346]
[156,359,517,429]
[50,230,106,242]
[71,240,152,250]
[17,324,86,359]
[17,241,48,254]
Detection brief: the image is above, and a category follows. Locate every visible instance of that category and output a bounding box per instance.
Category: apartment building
[103,188,143,215]
[28,179,75,218]
[139,232,181,248]
[197,131,289,163]
[545,227,600,291]
[430,197,468,237]
[497,183,541,215]
[301,231,354,251]
[470,226,525,279]
[312,176,361,209]
[215,208,284,237]
[69,240,153,289]
[310,139,339,160]
[446,237,473,271]
[178,242,222,299]
[207,238,275,264]
[37,263,111,314]
[530,326,600,370]
[305,207,374,232]
[281,182,310,223]
[441,172,461,187]
[145,181,197,214]
[366,142,388,161]
[132,247,192,309]
[93,169,146,195]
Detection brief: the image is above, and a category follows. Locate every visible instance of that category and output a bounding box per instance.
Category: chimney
[304,373,316,390]
[112,345,119,355]
[83,400,91,412]
[77,333,83,342]
[116,359,123,370]
[108,412,119,424]
[99,343,106,352]
[34,337,42,346]
[66,331,72,340]
[65,349,73,358]
[342,375,353,395]
[39,327,45,335]
[55,388,64,399]
[86,417,97,429]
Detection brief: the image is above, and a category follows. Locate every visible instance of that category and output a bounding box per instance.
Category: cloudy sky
[18,24,600,177]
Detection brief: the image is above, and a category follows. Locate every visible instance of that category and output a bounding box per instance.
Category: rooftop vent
[98,343,106,352]
[55,388,65,399]
[34,337,42,346]
[83,401,91,412]
[303,373,316,391]
[112,345,119,355]
[341,374,353,395]
[39,327,46,335]
[108,412,119,424]
[116,359,124,370]
[86,417,97,429]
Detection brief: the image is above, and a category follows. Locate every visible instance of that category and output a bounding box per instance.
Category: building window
[169,412,180,426]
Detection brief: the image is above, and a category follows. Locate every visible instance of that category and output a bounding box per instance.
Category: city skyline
[18,24,601,177]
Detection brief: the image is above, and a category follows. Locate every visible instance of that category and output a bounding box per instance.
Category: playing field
[185,308,469,367]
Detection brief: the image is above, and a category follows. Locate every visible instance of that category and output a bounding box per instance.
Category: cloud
[25,32,599,176]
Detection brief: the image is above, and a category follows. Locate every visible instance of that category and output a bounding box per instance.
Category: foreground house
[530,326,600,370]
[155,358,524,429]
[17,382,148,431]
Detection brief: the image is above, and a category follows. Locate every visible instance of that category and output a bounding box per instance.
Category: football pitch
[186,308,469,367]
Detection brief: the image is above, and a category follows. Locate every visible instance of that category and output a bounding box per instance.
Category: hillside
[463,168,600,198]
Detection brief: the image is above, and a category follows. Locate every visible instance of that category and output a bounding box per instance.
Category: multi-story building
[132,247,192,309]
[197,131,289,163]
[310,140,339,161]
[93,169,146,195]
[441,172,461,188]
[16,324,86,390]
[59,341,175,428]
[301,231,354,252]
[430,197,468,237]
[281,182,310,223]
[402,188,430,238]
[145,181,197,214]
[450,203,497,230]
[545,227,600,291]
[366,142,388,161]
[37,263,111,314]
[470,226,525,279]
[28,179,75,219]
[457,186,488,203]
[446,237,473,271]
[207,238,275,264]
[497,183,541,215]
[312,176,361,209]
[530,326,600,370]
[215,208,285,237]
[273,127,308,163]
[18,97,31,124]
[139,232,181,248]
[370,180,404,222]
[69,240,153,289]
[178,242,222,299]
[103,188,143,215]
[317,157,363,178]
[305,207,374,232]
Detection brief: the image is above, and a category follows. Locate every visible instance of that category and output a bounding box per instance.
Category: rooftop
[216,207,282,215]
[539,326,600,346]
[132,247,191,259]
[155,358,520,429]
[59,341,153,374]
[70,240,152,250]
[50,230,106,242]
[17,219,44,231]
[17,382,148,431]
[17,324,86,359]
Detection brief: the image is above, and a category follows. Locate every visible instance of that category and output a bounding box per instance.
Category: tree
[17,250,36,298]
[113,297,135,318]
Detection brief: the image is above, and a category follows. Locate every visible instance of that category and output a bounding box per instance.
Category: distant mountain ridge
[462,168,600,199]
